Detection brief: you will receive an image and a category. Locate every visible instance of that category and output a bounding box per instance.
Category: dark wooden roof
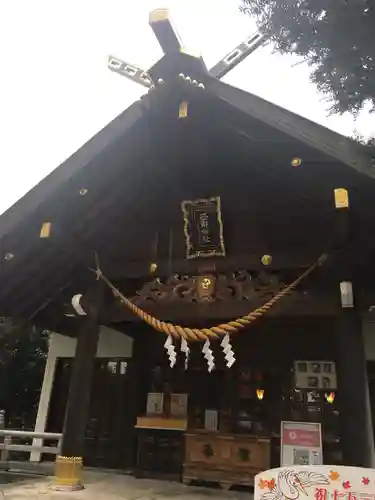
[210,79,372,175]
[0,68,374,329]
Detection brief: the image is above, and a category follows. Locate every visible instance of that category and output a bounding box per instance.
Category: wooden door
[84,358,136,469]
[47,357,137,469]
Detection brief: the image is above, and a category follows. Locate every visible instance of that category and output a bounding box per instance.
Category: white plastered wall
[30,326,133,462]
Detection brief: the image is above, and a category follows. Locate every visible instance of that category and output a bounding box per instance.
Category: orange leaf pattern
[329,471,340,481]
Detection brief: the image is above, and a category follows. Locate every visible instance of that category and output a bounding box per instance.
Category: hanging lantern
[291,157,302,168]
[256,389,265,400]
[325,392,335,404]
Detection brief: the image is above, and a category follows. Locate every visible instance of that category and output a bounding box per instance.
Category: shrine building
[1,8,375,491]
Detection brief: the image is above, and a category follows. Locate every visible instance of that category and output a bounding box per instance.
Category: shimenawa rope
[90,253,328,342]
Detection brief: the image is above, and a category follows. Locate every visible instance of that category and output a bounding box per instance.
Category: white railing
[0,430,62,462]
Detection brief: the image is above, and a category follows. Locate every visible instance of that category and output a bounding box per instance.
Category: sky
[0,0,374,216]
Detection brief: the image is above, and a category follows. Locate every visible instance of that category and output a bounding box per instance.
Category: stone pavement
[0,471,253,500]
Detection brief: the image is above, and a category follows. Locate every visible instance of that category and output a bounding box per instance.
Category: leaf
[240,0,375,116]
[0,322,48,428]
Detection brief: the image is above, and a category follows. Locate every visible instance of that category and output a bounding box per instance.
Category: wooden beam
[149,9,183,54]
[209,32,266,79]
[102,251,324,279]
[102,289,338,324]
[34,287,339,340]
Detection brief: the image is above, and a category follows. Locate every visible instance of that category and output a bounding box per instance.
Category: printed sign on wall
[170,393,188,417]
[281,421,322,467]
[146,392,164,415]
[294,360,337,390]
[255,465,375,500]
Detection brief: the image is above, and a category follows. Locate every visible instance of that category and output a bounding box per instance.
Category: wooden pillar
[60,317,99,457]
[337,308,374,466]
[54,286,103,491]
[334,188,375,467]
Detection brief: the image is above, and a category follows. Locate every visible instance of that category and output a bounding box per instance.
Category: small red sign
[282,423,321,447]
[283,428,320,447]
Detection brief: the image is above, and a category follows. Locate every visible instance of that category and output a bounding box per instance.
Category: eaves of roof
[207,78,373,177]
[0,77,373,244]
[0,96,149,240]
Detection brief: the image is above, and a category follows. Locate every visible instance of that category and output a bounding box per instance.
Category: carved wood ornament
[132,271,285,306]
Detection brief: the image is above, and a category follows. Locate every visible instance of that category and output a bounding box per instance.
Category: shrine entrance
[130,316,341,485]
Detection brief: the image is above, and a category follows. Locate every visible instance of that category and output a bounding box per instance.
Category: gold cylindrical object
[53,456,84,491]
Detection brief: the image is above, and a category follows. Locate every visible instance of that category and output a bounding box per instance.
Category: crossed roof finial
[108,8,267,88]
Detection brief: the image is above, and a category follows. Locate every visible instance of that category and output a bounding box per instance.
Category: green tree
[351,135,375,159]
[240,0,375,115]
[0,320,49,429]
